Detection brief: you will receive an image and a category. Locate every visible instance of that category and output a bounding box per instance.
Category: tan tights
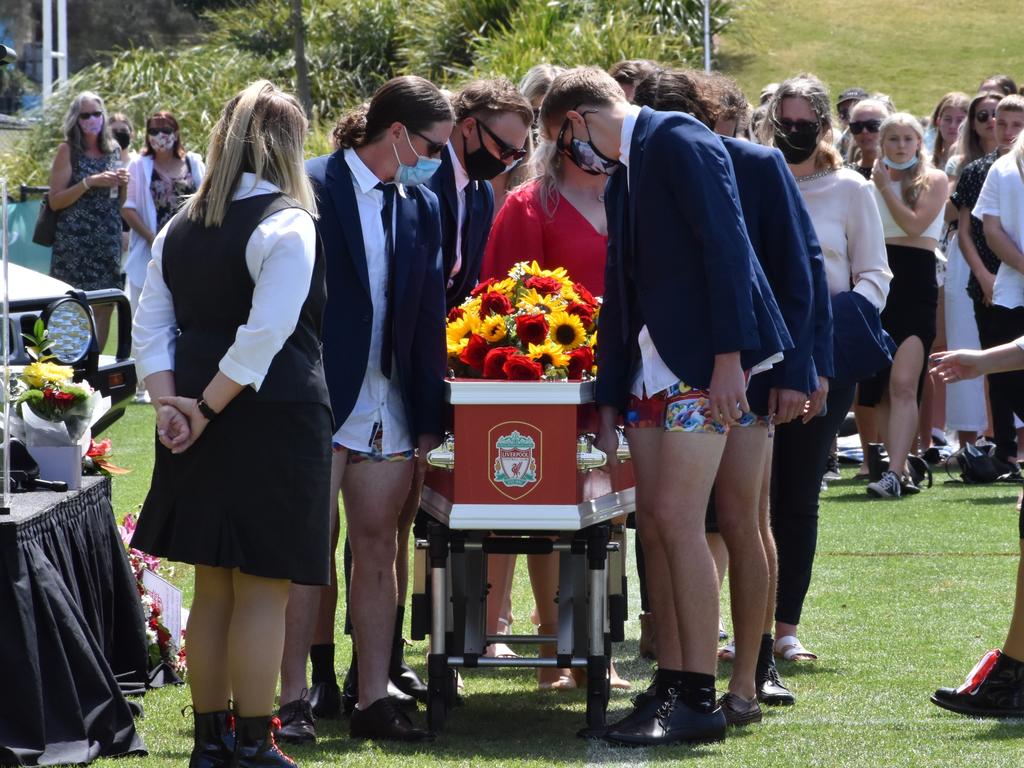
[187,565,291,717]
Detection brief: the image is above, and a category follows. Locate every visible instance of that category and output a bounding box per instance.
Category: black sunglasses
[976,110,993,124]
[775,118,820,135]
[409,129,446,158]
[147,126,174,136]
[78,111,103,120]
[849,119,882,135]
[477,119,528,162]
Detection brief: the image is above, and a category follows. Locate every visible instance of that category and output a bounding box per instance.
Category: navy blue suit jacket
[425,149,495,310]
[720,137,834,415]
[306,151,446,437]
[597,107,791,411]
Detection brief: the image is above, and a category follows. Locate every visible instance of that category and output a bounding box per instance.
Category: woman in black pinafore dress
[130,80,329,768]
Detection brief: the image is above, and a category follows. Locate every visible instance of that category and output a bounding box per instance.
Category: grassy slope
[98,405,1024,767]
[719,0,1024,117]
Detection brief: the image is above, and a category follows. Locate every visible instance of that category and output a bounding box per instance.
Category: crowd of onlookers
[39,60,1024,764]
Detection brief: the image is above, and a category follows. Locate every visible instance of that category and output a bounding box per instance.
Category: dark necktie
[376,182,397,379]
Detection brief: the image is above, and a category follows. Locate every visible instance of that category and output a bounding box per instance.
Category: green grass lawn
[720,0,1024,117]
[94,403,1024,766]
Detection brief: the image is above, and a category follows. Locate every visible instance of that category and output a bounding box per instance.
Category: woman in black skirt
[862,113,948,499]
[131,80,330,767]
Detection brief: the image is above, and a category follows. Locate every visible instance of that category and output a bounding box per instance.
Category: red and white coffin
[421,379,635,530]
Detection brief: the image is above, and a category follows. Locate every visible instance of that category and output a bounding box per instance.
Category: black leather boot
[234,715,297,767]
[187,709,234,768]
[931,649,1024,717]
[390,606,428,702]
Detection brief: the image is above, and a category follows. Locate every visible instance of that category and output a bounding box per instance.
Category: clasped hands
[155,396,209,454]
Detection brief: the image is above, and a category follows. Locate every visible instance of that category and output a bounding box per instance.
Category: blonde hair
[760,74,843,171]
[185,80,315,228]
[930,91,969,167]
[879,112,931,208]
[519,64,565,105]
[1014,128,1024,186]
[846,98,896,163]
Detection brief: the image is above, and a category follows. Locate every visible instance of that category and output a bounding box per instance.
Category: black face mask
[463,124,508,181]
[111,127,131,150]
[774,128,818,165]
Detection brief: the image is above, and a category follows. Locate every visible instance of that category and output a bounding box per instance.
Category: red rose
[43,387,56,403]
[483,346,516,379]
[566,301,595,328]
[524,275,564,296]
[573,282,599,309]
[53,390,76,407]
[567,346,594,380]
[503,354,544,381]
[447,307,465,322]
[479,291,513,317]
[470,278,499,297]
[458,334,490,371]
[515,313,549,346]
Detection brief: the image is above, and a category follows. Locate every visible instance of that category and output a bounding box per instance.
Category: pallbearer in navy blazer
[277,76,453,745]
[423,79,533,309]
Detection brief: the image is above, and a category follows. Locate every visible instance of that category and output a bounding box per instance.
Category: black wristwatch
[196,399,219,422]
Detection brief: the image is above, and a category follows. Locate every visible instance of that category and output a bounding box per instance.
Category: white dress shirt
[331,148,411,455]
[448,142,470,286]
[975,152,1024,310]
[132,173,316,391]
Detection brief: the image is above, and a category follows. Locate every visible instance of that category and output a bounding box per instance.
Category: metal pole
[56,0,68,86]
[1,177,10,513]
[41,0,52,102]
[703,0,712,73]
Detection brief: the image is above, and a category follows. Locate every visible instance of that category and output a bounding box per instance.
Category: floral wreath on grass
[446,261,599,381]
[118,513,187,675]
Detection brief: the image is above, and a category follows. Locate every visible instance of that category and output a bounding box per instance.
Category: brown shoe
[638,613,657,660]
[718,692,763,726]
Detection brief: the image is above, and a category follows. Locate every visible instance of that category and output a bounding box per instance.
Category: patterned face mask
[558,109,620,176]
[149,131,177,153]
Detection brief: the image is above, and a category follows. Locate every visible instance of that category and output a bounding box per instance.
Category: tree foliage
[1,0,735,186]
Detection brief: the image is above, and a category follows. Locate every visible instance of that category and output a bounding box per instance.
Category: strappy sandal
[718,642,736,662]
[774,635,818,662]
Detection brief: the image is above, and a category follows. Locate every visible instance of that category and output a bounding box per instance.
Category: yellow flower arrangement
[21,360,75,389]
[547,310,588,350]
[480,314,508,343]
[528,340,570,369]
[445,313,480,357]
[517,288,566,314]
[520,260,569,282]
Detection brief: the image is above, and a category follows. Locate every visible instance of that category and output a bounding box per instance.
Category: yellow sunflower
[446,313,480,354]
[528,340,570,369]
[517,288,566,314]
[520,260,569,281]
[480,314,508,343]
[462,296,483,319]
[548,310,588,350]
[493,277,517,297]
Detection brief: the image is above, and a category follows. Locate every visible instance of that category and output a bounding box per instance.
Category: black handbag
[32,193,58,246]
[944,442,1011,484]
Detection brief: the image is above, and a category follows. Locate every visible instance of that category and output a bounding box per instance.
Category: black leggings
[770,383,856,626]
[976,302,1024,463]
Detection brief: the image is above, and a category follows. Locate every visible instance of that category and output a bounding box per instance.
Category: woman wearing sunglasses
[46,91,129,346]
[846,98,894,180]
[123,112,206,401]
[759,74,890,661]
[860,114,948,499]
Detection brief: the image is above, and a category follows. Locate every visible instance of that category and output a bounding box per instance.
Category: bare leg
[715,425,770,699]
[708,533,728,590]
[230,571,292,717]
[280,453,345,704]
[957,431,978,451]
[397,459,426,604]
[188,565,234,712]
[760,443,777,635]
[883,337,927,477]
[527,551,572,688]
[344,458,415,707]
[484,554,517,657]
[1004,539,1024,661]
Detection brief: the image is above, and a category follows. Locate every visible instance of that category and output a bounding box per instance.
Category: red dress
[481,179,607,296]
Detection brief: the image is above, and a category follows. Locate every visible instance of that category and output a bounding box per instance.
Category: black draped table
[0,476,148,766]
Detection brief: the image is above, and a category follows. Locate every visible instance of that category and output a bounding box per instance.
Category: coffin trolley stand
[412,379,634,735]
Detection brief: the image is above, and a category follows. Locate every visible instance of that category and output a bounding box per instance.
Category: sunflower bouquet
[446,261,599,381]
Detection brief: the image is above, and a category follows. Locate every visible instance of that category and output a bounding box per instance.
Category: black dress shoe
[391,662,429,703]
[274,695,316,745]
[349,696,435,743]
[342,669,416,715]
[931,650,1024,718]
[757,662,796,706]
[718,692,762,726]
[603,690,726,746]
[309,680,342,720]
